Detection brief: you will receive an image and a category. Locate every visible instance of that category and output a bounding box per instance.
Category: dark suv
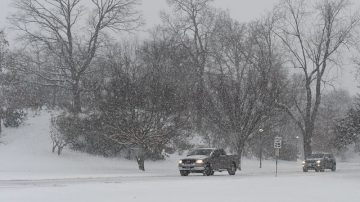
[302,153,336,172]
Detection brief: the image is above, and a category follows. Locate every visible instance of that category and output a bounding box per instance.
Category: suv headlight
[178,160,183,164]
[316,160,321,164]
[302,161,306,164]
[196,159,204,164]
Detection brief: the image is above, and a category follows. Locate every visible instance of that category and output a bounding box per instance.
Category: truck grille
[182,159,196,164]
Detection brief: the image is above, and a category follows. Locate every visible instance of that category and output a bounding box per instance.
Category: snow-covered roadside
[0,111,181,180]
[0,110,302,181]
[0,110,359,181]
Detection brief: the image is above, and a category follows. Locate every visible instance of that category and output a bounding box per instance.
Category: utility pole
[259,128,264,168]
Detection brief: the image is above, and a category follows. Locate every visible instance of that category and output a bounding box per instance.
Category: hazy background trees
[333,95,360,155]
[203,12,287,168]
[274,0,359,157]
[9,0,142,114]
[1,0,360,170]
[163,0,216,131]
[0,30,8,134]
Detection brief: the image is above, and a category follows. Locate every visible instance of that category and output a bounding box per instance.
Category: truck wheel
[331,164,336,172]
[315,168,319,172]
[180,171,189,176]
[203,165,213,176]
[303,167,308,172]
[227,163,236,175]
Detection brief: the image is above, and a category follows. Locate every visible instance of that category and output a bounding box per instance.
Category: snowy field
[1,111,360,202]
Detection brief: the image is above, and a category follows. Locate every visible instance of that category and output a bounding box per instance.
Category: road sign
[274,136,282,177]
[275,148,280,156]
[274,136,282,149]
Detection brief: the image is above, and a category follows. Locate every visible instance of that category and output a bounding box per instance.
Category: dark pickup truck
[178,148,239,176]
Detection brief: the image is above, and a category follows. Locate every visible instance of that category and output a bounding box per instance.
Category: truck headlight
[302,161,306,164]
[196,159,204,164]
[178,160,183,164]
[316,160,321,164]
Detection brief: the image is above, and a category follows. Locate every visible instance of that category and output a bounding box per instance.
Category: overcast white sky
[0,0,358,95]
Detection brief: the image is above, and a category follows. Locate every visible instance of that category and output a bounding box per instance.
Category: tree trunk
[0,108,2,134]
[237,148,243,171]
[57,146,63,155]
[303,138,312,158]
[303,75,322,158]
[52,86,58,108]
[136,155,145,171]
[195,78,205,130]
[236,139,245,170]
[72,81,81,114]
[303,125,313,158]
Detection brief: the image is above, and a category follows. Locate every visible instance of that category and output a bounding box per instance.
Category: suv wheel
[303,167,308,172]
[180,171,189,176]
[227,163,236,175]
[331,164,336,172]
[203,165,213,176]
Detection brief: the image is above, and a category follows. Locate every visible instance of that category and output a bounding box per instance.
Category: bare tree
[163,0,215,129]
[274,0,359,157]
[89,40,191,171]
[103,107,187,171]
[0,31,9,134]
[9,0,141,113]
[206,13,285,169]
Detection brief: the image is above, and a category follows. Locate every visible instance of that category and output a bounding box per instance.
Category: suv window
[219,149,226,156]
[212,150,221,157]
[325,154,334,159]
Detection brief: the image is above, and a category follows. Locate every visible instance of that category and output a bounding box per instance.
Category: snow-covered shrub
[333,105,360,154]
[50,116,68,155]
[53,112,124,157]
[50,113,87,155]
[3,109,27,128]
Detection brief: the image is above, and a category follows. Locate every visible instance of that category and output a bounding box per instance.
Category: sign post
[274,136,282,177]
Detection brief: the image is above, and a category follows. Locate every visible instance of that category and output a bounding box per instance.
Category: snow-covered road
[1,162,360,202]
[0,161,359,187]
[0,165,341,188]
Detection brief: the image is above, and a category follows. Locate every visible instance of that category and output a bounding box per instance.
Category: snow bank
[0,110,179,180]
[0,110,304,181]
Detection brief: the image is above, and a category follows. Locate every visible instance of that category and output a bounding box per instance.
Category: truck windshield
[308,154,324,158]
[187,149,213,156]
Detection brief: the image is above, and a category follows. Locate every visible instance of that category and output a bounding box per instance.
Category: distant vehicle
[178,148,239,176]
[302,153,336,172]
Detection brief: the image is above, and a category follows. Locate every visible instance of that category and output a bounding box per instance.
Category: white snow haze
[1,0,360,202]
